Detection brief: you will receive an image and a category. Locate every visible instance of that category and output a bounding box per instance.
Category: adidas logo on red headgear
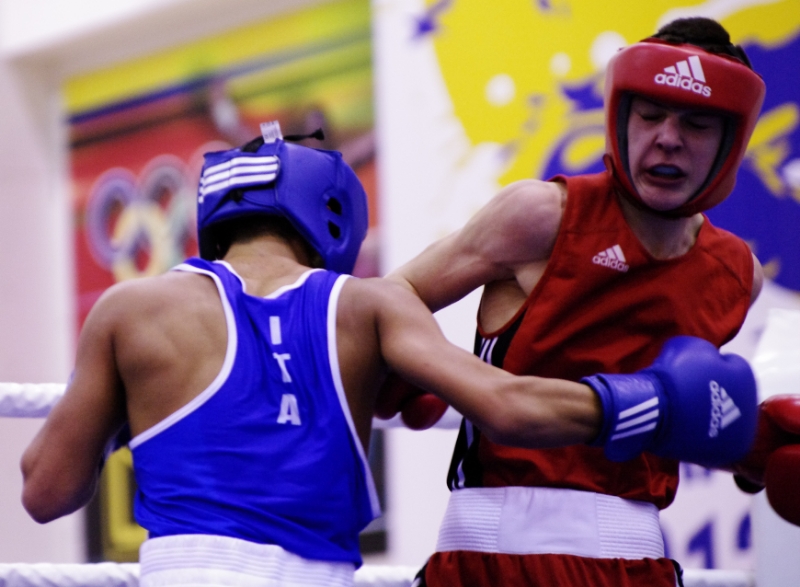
[654,55,712,98]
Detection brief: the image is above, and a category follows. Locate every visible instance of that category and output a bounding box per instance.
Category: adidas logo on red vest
[592,244,629,272]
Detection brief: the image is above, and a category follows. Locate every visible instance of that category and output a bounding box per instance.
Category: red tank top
[447,172,753,509]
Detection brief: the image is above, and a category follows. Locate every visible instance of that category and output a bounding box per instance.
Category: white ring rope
[0,563,139,587]
[0,383,66,418]
[0,382,464,428]
[0,564,754,587]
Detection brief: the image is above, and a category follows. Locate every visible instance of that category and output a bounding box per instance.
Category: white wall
[0,12,79,563]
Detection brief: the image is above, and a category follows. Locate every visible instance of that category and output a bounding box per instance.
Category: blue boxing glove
[583,336,758,468]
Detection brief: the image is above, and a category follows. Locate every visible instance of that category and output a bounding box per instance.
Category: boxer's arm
[387,179,564,312]
[21,289,127,524]
[366,278,601,447]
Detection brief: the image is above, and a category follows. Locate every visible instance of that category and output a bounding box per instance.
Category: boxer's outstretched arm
[387,179,564,312]
[342,278,761,463]
[347,277,601,448]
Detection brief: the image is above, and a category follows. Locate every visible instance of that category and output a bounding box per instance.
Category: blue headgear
[197,136,368,274]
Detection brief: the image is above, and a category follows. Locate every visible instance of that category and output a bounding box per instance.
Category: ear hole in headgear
[327,197,343,215]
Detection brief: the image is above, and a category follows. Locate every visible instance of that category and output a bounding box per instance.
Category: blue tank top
[129,257,380,566]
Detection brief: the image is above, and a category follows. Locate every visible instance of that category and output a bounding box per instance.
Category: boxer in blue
[21,125,758,587]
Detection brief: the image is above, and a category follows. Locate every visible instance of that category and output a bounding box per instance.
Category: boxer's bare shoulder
[389,179,565,312]
[472,179,565,265]
[98,272,227,435]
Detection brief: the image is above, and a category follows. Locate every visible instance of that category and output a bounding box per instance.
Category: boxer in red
[387,16,800,587]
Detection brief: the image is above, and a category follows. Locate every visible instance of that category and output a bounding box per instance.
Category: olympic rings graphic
[85,154,197,281]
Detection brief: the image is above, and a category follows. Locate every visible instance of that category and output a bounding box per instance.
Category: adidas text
[708,380,741,438]
[654,73,712,97]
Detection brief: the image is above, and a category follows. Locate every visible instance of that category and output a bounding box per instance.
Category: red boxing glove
[734,394,800,526]
[375,375,448,430]
[764,444,800,526]
[400,393,449,430]
[374,374,415,419]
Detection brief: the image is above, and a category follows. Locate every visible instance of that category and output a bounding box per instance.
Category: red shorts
[419,551,681,587]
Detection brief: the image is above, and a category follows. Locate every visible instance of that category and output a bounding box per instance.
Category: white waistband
[139,535,356,587]
[436,487,664,560]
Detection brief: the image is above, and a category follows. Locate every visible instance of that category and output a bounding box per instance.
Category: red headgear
[604,39,765,217]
